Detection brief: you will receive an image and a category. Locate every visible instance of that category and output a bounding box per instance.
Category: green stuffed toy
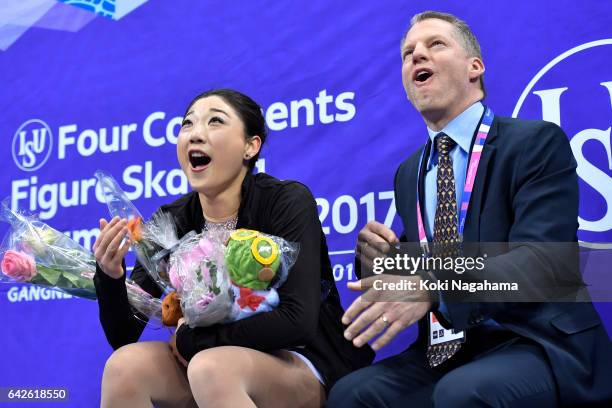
[224,229,281,290]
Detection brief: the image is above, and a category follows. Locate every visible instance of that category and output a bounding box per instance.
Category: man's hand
[342,275,432,351]
[356,221,399,270]
[169,317,189,367]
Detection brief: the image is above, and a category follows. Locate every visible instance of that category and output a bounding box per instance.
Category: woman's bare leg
[187,346,325,408]
[100,341,197,408]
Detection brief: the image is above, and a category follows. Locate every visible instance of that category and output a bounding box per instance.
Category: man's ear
[468,57,485,83]
[244,135,262,159]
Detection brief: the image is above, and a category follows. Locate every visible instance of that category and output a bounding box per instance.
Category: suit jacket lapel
[398,146,426,243]
[416,140,431,241]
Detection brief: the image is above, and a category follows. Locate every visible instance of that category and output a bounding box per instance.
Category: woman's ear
[244,135,262,160]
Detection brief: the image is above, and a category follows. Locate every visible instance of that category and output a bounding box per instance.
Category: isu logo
[513,39,612,246]
[12,119,53,172]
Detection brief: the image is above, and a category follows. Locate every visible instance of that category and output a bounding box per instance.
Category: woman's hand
[169,318,189,367]
[93,216,131,279]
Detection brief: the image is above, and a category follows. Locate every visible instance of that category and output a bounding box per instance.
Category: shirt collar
[425,101,484,167]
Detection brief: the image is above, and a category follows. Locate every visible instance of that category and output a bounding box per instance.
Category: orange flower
[127,217,143,242]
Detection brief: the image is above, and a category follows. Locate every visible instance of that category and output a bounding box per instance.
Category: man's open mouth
[188,150,211,171]
[413,68,434,84]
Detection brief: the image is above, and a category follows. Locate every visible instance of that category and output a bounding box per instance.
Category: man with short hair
[327,11,612,407]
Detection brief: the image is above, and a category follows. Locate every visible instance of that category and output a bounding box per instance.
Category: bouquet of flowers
[0,199,162,321]
[95,170,193,295]
[167,229,299,328]
[165,230,234,327]
[94,170,300,328]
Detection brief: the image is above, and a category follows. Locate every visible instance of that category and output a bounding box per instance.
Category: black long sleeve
[94,257,162,349]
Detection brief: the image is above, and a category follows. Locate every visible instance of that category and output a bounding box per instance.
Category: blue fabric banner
[1,1,610,405]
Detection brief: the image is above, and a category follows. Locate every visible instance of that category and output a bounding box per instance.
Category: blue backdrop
[1,1,611,405]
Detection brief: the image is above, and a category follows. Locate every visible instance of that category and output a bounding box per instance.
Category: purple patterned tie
[426,133,463,367]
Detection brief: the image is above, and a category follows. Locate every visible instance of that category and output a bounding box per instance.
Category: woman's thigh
[102,341,197,408]
[188,346,325,408]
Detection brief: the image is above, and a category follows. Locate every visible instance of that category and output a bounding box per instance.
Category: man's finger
[359,243,386,263]
[357,227,383,244]
[346,280,362,292]
[355,243,376,271]
[371,320,405,351]
[352,311,390,347]
[366,221,399,244]
[344,301,385,341]
[347,275,378,292]
[341,293,373,325]
[357,230,387,251]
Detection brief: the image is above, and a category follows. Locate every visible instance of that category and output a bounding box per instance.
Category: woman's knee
[102,342,168,395]
[102,344,146,399]
[187,347,240,389]
[104,344,141,377]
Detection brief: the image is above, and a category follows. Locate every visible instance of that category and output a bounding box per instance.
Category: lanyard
[416,107,494,255]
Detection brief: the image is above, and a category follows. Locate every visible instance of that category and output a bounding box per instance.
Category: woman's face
[177,95,254,196]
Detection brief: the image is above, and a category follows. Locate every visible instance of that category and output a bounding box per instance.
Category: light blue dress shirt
[423,101,484,238]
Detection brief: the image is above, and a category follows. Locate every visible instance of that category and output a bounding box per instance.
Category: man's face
[401,18,480,120]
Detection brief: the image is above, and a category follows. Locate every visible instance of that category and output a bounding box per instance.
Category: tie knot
[436,133,456,157]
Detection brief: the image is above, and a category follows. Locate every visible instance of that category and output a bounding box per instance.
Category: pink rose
[183,250,201,268]
[168,265,183,291]
[198,238,214,258]
[182,240,213,271]
[183,244,205,267]
[1,250,37,282]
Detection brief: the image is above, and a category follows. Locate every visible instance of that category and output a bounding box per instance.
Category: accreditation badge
[428,312,466,350]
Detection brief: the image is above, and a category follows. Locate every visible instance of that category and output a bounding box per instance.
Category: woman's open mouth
[188,150,211,173]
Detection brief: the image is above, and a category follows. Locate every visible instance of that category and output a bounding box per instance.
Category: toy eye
[251,236,279,265]
[230,229,259,241]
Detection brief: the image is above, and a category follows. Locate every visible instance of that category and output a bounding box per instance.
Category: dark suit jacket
[394,116,612,406]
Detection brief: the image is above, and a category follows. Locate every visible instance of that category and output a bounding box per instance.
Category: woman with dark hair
[93,89,374,407]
